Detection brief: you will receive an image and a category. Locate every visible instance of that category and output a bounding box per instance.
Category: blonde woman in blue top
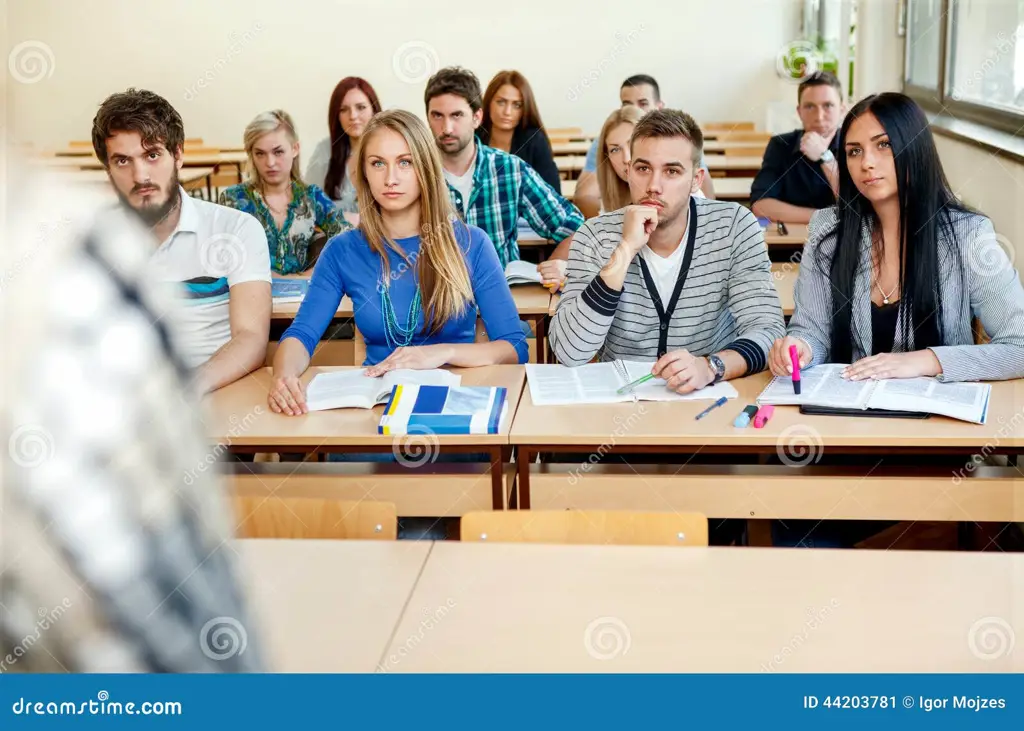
[219,110,349,274]
[268,109,528,415]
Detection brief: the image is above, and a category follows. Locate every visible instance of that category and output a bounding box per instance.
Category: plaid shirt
[446,138,583,267]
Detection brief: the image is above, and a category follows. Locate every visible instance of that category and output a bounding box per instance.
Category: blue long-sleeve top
[281,221,529,365]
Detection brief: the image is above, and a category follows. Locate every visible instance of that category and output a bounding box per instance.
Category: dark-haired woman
[478,70,561,191]
[769,92,1024,384]
[305,77,383,225]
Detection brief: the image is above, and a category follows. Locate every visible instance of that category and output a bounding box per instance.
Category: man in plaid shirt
[425,67,582,288]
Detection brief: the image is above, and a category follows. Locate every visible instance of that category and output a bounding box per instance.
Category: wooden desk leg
[516,447,532,509]
[490,445,506,510]
[206,175,212,200]
[533,316,547,365]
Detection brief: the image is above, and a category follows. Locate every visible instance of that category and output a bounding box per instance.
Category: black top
[750,129,841,210]
[871,301,900,355]
[478,125,561,192]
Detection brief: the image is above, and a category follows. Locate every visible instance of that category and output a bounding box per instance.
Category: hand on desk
[538,259,566,292]
[364,345,451,377]
[768,336,812,376]
[269,375,308,416]
[842,350,942,381]
[652,349,715,394]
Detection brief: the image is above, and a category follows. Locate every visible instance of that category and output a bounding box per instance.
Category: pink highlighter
[753,405,775,429]
[789,344,802,395]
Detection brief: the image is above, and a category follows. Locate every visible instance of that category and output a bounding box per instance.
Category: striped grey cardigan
[789,206,1024,383]
[550,197,785,371]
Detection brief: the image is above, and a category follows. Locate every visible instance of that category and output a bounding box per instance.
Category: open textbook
[756,364,991,424]
[305,369,461,411]
[271,278,309,303]
[526,361,739,406]
[504,260,543,286]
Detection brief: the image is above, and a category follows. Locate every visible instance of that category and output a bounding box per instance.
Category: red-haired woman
[305,76,382,225]
[478,70,561,191]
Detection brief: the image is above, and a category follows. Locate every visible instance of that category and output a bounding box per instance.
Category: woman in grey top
[770,92,1024,383]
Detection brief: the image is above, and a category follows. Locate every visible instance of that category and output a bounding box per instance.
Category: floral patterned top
[218,181,350,274]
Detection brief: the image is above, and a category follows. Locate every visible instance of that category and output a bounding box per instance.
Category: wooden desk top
[561,179,577,200]
[771,263,796,316]
[203,365,526,447]
[551,141,591,155]
[704,154,763,171]
[709,177,753,200]
[704,139,768,153]
[555,156,586,172]
[271,295,353,320]
[384,542,1022,672]
[37,151,247,170]
[765,222,809,246]
[511,284,553,315]
[510,370,1024,448]
[237,539,430,672]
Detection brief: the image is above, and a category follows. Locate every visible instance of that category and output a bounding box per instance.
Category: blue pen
[695,396,729,421]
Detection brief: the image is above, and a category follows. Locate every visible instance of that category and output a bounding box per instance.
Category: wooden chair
[233,491,397,539]
[547,126,584,143]
[461,509,708,546]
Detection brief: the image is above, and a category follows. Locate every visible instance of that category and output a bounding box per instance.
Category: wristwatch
[706,354,726,384]
[820,149,836,164]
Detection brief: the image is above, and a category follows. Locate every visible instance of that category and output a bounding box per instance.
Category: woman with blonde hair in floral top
[219,109,349,274]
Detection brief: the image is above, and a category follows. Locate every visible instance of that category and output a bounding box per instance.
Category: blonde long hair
[596,106,644,212]
[243,110,302,187]
[354,109,473,331]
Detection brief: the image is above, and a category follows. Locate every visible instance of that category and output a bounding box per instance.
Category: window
[904,0,1024,133]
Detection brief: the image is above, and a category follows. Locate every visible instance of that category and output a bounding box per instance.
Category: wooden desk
[203,366,526,507]
[237,539,430,672]
[512,284,554,364]
[765,222,809,246]
[704,139,770,154]
[555,156,586,173]
[709,177,753,200]
[37,151,247,182]
[272,295,353,321]
[43,166,218,199]
[771,263,796,316]
[552,141,591,156]
[510,371,1024,510]
[561,179,577,201]
[383,542,1023,672]
[705,154,763,174]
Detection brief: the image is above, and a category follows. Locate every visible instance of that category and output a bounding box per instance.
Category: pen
[733,404,760,428]
[789,344,802,394]
[616,372,655,395]
[695,396,728,421]
[777,221,789,236]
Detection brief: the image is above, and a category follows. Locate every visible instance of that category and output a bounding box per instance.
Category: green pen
[616,372,655,395]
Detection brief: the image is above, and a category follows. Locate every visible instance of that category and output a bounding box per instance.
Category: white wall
[4,0,802,151]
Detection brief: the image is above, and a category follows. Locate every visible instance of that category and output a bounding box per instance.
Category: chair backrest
[233,494,397,539]
[461,509,708,546]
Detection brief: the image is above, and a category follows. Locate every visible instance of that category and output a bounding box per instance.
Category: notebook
[378,385,508,435]
[525,361,739,406]
[272,278,309,303]
[755,364,991,424]
[304,369,461,412]
[504,260,543,286]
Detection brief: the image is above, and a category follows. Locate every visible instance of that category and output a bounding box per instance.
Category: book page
[868,378,990,424]
[757,364,871,408]
[378,369,462,404]
[526,363,625,406]
[305,370,380,411]
[618,360,738,401]
[504,260,542,285]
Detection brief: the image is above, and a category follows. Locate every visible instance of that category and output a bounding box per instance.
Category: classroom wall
[5,0,803,151]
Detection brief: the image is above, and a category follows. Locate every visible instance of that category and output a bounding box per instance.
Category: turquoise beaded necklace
[379,270,422,349]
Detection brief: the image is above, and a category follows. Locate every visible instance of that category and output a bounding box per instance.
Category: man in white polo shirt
[92,89,271,393]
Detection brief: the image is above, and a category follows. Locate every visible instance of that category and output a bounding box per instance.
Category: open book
[526,361,738,406]
[756,364,991,424]
[272,278,309,303]
[305,369,461,412]
[504,260,543,286]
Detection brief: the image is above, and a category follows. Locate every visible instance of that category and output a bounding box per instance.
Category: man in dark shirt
[751,71,845,223]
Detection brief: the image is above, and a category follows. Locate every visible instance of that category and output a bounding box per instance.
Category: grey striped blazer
[550,197,785,371]
[789,206,1024,382]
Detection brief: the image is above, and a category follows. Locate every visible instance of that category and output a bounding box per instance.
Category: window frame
[903,0,1024,136]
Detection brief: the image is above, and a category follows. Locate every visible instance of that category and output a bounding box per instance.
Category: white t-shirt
[148,188,271,367]
[442,149,477,214]
[640,218,690,305]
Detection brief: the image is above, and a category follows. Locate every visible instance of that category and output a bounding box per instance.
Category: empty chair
[461,509,708,546]
[233,493,397,539]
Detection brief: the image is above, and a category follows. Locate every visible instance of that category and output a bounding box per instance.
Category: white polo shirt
[148,188,270,368]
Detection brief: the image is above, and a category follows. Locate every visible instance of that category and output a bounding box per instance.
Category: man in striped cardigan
[550,110,785,392]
